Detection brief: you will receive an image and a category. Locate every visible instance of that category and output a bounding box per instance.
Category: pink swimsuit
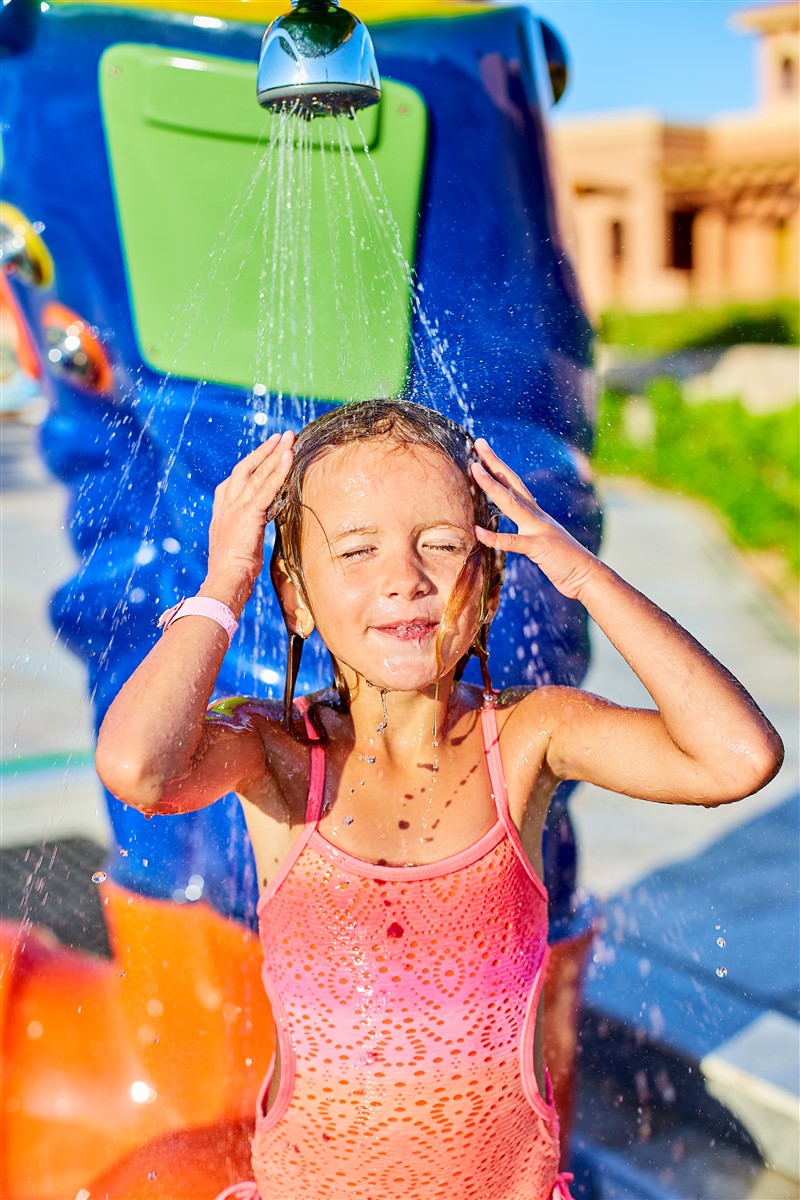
[218,698,574,1200]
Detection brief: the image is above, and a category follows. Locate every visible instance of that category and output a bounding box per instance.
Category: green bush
[598,301,800,355]
[594,379,800,576]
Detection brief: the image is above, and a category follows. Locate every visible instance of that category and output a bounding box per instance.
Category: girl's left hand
[471,438,600,602]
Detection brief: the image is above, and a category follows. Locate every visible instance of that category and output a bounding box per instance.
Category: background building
[552,1,799,314]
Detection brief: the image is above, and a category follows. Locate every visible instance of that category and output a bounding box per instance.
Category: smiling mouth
[373,621,439,643]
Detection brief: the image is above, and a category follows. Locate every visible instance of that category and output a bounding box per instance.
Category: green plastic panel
[100,45,427,402]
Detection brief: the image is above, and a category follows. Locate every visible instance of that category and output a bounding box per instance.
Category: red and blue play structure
[1,2,601,1194]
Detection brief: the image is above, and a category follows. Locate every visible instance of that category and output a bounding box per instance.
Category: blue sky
[515,0,770,122]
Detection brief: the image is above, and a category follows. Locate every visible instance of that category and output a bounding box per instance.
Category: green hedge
[598,301,800,355]
[594,379,800,576]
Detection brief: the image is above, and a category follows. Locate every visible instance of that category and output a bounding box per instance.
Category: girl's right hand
[203,431,295,613]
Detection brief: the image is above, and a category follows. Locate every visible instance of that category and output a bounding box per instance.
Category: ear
[271,556,316,639]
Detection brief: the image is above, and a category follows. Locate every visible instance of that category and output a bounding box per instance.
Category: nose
[384,547,432,602]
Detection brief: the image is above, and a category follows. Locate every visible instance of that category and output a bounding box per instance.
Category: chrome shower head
[257,0,381,118]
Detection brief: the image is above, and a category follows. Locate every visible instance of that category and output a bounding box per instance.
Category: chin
[334,638,469,695]
[359,659,457,694]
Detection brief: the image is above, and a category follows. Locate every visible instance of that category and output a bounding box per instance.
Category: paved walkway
[571,480,799,1197]
[1,418,106,847]
[1,420,798,1197]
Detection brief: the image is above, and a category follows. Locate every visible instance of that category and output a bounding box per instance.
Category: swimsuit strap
[294,695,327,827]
[254,696,327,914]
[479,693,550,902]
[479,693,512,824]
[553,1172,576,1200]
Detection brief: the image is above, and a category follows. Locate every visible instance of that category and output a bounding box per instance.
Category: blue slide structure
[1,0,600,942]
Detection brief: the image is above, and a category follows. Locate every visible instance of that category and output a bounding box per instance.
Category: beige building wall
[551,2,799,316]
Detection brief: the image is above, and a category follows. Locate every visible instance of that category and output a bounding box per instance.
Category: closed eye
[340,546,374,560]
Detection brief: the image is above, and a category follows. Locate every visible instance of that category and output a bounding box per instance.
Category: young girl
[96,399,782,1200]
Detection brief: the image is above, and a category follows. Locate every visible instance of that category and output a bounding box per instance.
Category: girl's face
[297,439,484,693]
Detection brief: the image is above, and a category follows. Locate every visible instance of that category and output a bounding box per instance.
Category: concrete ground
[568,481,799,1199]
[1,417,106,847]
[1,416,798,1199]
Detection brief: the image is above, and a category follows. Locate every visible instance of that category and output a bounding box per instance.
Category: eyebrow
[329,525,379,543]
[329,521,472,544]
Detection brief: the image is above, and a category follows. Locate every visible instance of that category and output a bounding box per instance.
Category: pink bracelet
[157,597,239,647]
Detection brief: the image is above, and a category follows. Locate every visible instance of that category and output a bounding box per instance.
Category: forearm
[472,439,783,804]
[96,576,247,803]
[97,434,296,808]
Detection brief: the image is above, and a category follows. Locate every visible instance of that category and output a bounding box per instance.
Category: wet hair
[268,399,504,730]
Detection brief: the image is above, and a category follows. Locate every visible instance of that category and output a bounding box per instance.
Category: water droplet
[715,922,721,931]
[715,966,727,978]
[344,816,354,825]
[716,936,726,948]
[375,688,389,734]
[92,870,107,884]
[185,873,204,902]
[387,922,404,938]
[148,1171,158,1181]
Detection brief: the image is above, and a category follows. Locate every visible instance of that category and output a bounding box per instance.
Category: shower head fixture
[257,0,381,118]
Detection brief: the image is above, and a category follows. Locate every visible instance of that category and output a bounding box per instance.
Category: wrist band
[158,597,239,647]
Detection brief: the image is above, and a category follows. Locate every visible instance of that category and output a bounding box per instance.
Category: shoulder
[493,683,569,718]
[453,684,567,749]
[206,695,285,746]
[207,690,340,751]
[208,695,283,726]
[205,695,325,819]
[493,684,591,743]
[453,683,564,727]
[206,696,297,767]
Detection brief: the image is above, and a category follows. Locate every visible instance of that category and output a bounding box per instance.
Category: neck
[343,672,458,759]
